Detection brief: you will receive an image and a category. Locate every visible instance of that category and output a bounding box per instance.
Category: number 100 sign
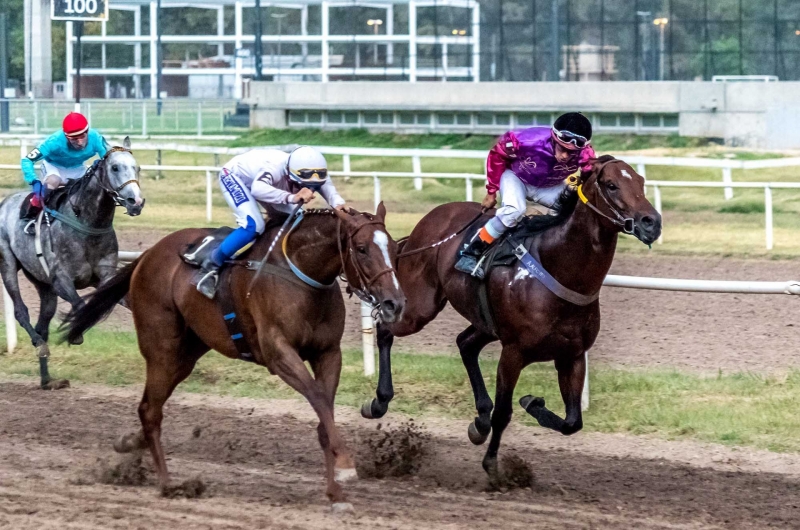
[51,0,108,21]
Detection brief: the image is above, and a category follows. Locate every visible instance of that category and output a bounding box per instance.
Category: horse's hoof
[68,334,84,346]
[334,467,358,484]
[468,421,490,445]
[114,431,146,454]
[41,379,70,390]
[519,395,545,412]
[331,502,354,514]
[360,399,386,420]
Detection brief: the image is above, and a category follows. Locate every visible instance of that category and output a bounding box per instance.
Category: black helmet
[552,112,593,149]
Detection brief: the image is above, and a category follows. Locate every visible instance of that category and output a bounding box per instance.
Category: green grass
[2,324,800,453]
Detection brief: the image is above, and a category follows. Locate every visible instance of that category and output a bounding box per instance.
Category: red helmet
[62,112,89,137]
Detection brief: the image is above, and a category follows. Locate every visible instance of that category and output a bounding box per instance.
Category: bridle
[82,146,141,209]
[576,159,636,235]
[336,213,396,307]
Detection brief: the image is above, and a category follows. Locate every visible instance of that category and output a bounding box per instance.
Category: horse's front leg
[520,351,585,435]
[51,271,86,345]
[457,325,497,445]
[361,322,395,419]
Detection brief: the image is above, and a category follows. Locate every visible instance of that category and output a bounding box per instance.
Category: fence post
[637,162,646,179]
[343,154,351,181]
[142,101,147,136]
[206,170,213,222]
[4,285,16,354]
[765,186,773,250]
[465,176,473,202]
[373,174,381,212]
[20,141,27,161]
[361,302,375,376]
[197,102,203,137]
[654,185,663,245]
[156,149,162,180]
[722,167,733,200]
[581,351,589,411]
[412,155,422,190]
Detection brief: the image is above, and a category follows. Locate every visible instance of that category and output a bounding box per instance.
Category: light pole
[367,19,383,65]
[653,17,668,81]
[270,12,289,72]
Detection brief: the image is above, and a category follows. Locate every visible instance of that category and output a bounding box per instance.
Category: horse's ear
[122,136,131,150]
[375,201,387,222]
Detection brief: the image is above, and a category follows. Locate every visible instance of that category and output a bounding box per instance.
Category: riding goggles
[289,168,328,190]
[551,127,590,150]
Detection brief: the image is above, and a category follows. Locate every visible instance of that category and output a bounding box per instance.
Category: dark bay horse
[0,137,144,389]
[361,156,661,483]
[62,204,405,507]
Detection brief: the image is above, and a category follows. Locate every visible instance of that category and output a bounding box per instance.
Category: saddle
[20,185,77,222]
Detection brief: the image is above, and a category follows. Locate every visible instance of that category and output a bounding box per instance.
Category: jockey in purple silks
[455,112,596,277]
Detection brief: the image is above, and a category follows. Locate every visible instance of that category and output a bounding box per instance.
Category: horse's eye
[112,165,119,172]
[606,182,618,191]
[357,246,367,254]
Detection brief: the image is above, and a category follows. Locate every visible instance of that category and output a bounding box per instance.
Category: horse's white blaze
[373,230,399,289]
[621,169,633,179]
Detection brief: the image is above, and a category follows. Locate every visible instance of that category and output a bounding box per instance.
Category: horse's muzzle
[124,197,145,217]
[379,297,405,323]
[634,213,662,245]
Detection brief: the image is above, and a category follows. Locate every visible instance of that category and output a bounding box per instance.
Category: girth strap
[217,267,256,362]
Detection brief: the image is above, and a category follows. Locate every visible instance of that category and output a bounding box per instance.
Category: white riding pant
[218,169,266,234]
[494,169,568,230]
[40,161,87,187]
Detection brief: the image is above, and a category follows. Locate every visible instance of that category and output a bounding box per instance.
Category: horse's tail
[59,259,139,344]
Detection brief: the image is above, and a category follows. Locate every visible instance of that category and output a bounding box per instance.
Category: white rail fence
[4,250,800,412]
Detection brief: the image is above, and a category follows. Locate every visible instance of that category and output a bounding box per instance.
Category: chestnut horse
[62,205,405,506]
[361,156,661,483]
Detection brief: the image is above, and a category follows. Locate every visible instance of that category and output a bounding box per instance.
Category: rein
[576,159,636,234]
[397,210,485,259]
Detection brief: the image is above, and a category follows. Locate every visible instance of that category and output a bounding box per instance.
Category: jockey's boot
[196,257,221,299]
[20,194,43,221]
[454,232,492,279]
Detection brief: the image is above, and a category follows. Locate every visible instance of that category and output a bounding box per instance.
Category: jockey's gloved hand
[292,187,316,204]
[31,179,44,199]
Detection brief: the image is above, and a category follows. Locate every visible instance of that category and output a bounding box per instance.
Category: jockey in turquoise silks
[20,112,108,218]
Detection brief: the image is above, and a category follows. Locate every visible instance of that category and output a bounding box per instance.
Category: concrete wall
[24,0,53,99]
[246,81,800,148]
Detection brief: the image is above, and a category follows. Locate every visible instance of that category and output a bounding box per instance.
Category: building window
[328,111,344,124]
[399,112,415,125]
[641,114,661,128]
[438,113,455,125]
[663,114,679,128]
[619,114,636,127]
[456,113,471,125]
[363,112,379,124]
[517,113,535,126]
[344,112,359,124]
[288,110,305,124]
[476,113,494,126]
[416,113,431,125]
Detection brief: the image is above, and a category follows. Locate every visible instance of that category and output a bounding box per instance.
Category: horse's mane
[514,186,578,237]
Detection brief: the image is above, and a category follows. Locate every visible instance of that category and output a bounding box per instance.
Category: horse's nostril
[126,197,136,205]
[640,215,655,229]
[382,300,397,315]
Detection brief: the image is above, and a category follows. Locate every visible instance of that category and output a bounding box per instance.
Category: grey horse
[0,137,144,389]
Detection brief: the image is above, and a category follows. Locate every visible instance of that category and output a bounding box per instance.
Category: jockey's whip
[246,202,304,298]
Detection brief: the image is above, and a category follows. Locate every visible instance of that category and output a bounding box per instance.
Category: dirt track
[1,380,799,529]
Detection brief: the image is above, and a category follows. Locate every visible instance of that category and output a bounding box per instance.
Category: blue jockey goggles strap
[552,127,590,149]
[507,235,599,306]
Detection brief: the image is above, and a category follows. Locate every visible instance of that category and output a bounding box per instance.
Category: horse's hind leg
[457,325,496,445]
[0,255,51,385]
[138,329,207,491]
[310,347,355,507]
[482,345,523,487]
[520,352,585,435]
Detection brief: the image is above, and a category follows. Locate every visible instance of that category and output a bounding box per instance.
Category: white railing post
[4,286,16,354]
[206,170,213,222]
[653,185,663,244]
[722,167,733,200]
[197,102,203,137]
[361,302,375,376]
[412,155,422,190]
[342,154,351,181]
[465,176,473,202]
[20,141,27,161]
[637,163,646,179]
[765,186,773,250]
[373,174,381,212]
[581,351,589,411]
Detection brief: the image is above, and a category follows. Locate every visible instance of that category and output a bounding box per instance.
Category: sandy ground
[0,380,798,529]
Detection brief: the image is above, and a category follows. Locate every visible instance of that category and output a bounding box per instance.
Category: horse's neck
[70,169,116,227]
[279,214,342,283]
[536,200,618,295]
